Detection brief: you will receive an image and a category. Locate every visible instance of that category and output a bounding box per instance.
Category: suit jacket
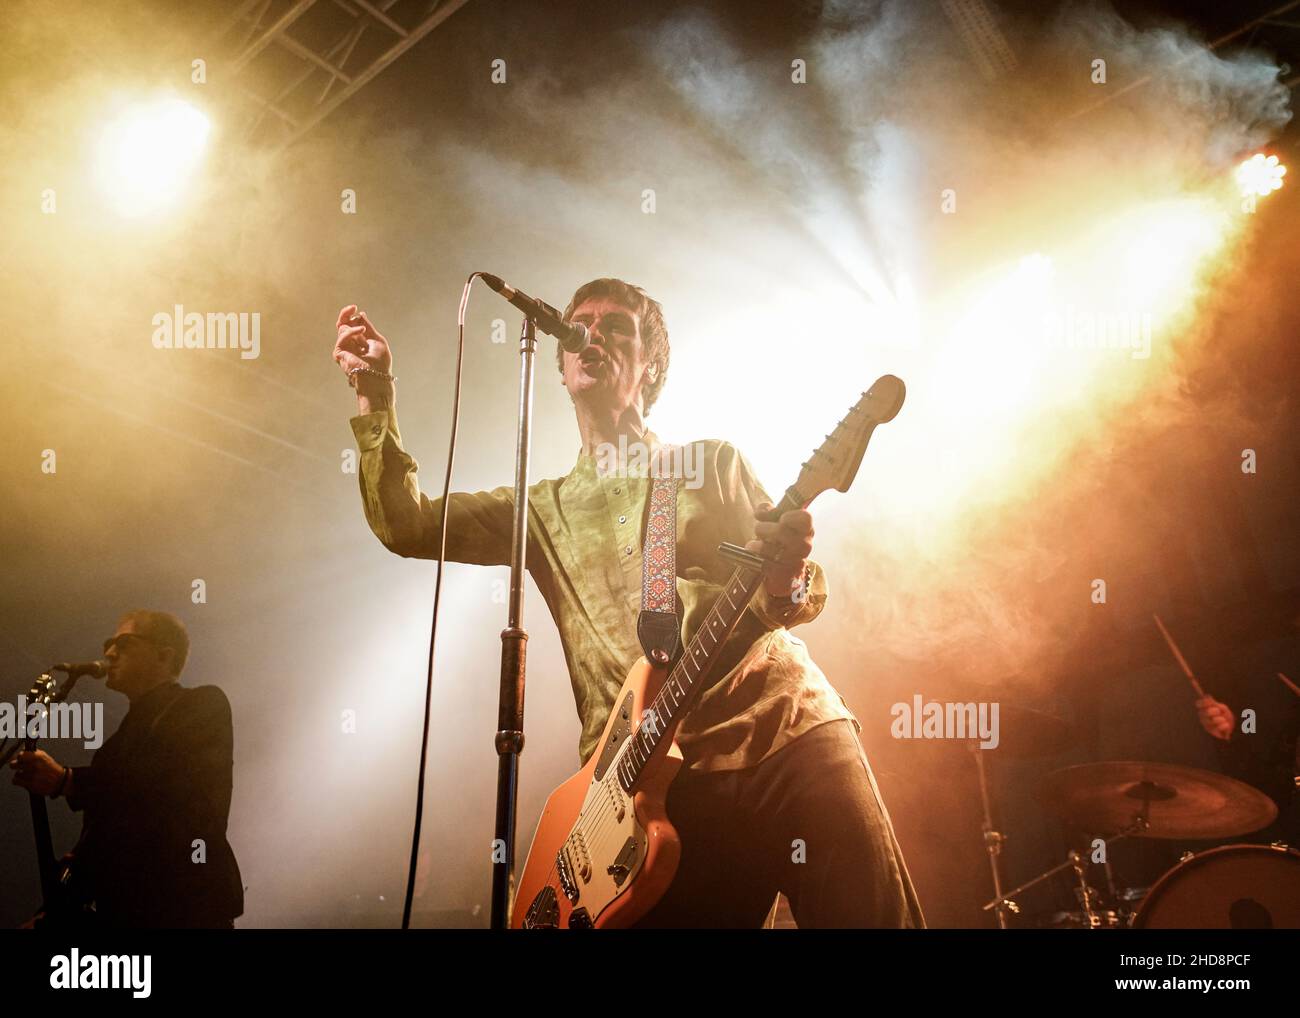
[66,681,244,927]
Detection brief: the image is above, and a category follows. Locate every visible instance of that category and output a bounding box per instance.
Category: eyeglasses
[103,633,156,655]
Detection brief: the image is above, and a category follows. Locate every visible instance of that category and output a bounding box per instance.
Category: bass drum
[1131,844,1300,929]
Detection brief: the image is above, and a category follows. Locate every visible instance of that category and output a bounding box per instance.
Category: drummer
[1196,690,1299,845]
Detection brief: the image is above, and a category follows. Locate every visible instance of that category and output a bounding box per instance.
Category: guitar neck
[25,742,60,904]
[617,486,806,791]
[613,373,906,791]
[24,675,77,909]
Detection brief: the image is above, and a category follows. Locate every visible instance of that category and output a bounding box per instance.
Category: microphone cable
[401,271,481,929]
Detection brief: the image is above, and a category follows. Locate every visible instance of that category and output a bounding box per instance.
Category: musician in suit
[10,610,244,928]
[333,279,924,927]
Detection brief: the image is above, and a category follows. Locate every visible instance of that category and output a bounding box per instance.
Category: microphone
[480,274,590,353]
[52,660,109,679]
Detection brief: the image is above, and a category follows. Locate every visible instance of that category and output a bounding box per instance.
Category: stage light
[1235,153,1286,198]
[93,97,211,217]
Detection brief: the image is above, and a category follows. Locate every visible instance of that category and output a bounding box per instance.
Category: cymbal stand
[969,742,1011,928]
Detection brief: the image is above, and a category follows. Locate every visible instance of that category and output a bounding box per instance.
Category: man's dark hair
[119,609,190,676]
[559,278,670,414]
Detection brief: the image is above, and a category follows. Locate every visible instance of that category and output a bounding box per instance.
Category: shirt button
[612,487,621,495]
[618,515,627,524]
[370,426,382,436]
[625,545,633,555]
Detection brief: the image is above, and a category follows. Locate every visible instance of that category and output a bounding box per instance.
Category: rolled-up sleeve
[351,410,515,565]
[748,560,828,630]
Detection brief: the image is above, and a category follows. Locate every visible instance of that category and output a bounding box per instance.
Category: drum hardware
[982,824,1144,927]
[952,701,1078,929]
[970,741,1011,928]
[1000,760,1283,929]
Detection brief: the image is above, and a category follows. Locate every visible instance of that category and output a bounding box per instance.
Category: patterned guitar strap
[636,447,681,669]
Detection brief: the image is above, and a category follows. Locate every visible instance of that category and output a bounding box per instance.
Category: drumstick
[1277,672,1300,698]
[1153,614,1205,698]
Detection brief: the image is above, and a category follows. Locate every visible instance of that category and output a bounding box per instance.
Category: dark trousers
[633,719,926,928]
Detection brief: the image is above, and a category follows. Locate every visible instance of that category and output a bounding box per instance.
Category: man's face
[562,297,654,414]
[103,619,171,697]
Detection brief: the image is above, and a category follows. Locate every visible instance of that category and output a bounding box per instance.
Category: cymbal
[1039,761,1278,840]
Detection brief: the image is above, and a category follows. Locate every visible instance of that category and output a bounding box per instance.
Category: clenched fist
[746,500,814,600]
[1195,695,1235,741]
[10,749,67,797]
[334,305,394,412]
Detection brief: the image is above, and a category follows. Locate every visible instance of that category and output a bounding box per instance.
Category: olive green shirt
[351,409,857,772]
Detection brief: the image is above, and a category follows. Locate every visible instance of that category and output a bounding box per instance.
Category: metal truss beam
[212,0,471,148]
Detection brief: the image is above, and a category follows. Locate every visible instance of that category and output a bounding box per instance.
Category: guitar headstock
[793,374,905,499]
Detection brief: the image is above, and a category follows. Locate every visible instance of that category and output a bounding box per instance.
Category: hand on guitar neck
[747,500,815,600]
[10,749,73,798]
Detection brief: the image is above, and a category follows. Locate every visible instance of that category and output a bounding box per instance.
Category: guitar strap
[636,449,681,667]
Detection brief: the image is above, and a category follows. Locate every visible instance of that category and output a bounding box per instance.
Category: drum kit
[960,614,1300,929]
[963,708,1300,929]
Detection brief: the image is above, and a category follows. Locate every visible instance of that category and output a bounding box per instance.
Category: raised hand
[334,304,394,411]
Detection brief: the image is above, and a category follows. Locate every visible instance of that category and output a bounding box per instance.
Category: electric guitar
[512,374,906,928]
[20,672,95,929]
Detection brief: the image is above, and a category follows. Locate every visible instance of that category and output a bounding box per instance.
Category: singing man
[333,279,923,927]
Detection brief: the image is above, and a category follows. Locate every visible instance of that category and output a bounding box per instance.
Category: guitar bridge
[555,847,578,904]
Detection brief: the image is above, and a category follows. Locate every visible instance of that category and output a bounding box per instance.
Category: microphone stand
[490,316,538,929]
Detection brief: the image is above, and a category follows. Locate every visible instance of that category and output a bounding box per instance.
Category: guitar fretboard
[616,487,803,792]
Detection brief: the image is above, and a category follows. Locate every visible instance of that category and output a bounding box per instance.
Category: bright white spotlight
[1235,152,1286,198]
[94,97,211,217]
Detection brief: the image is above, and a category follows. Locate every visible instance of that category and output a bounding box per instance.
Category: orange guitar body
[512,657,684,929]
